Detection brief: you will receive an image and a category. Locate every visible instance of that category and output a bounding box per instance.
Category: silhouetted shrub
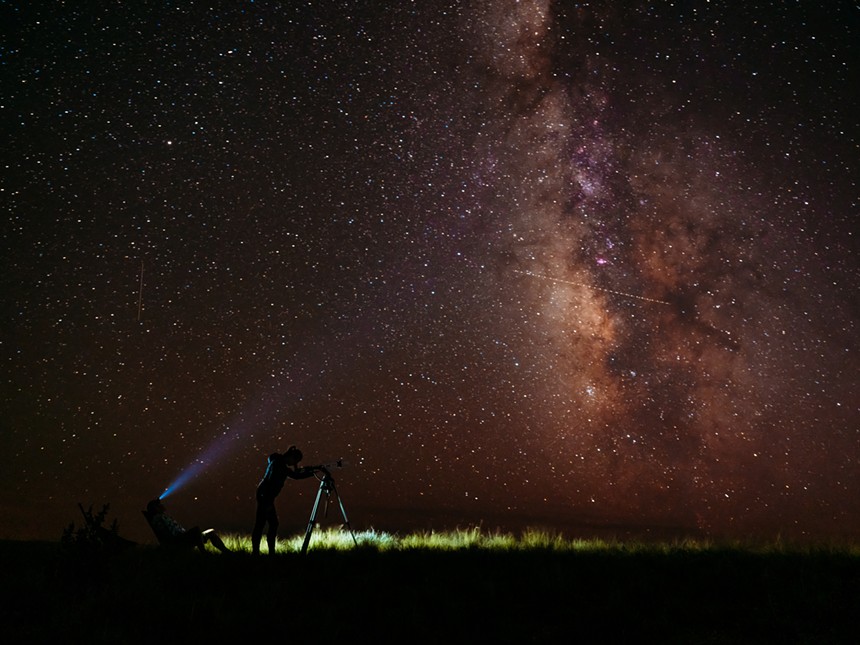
[56,503,134,587]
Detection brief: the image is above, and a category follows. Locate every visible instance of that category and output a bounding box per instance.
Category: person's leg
[251,500,269,555]
[202,529,230,553]
[265,505,279,556]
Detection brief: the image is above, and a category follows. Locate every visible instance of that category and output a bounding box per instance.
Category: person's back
[145,499,192,546]
[257,452,291,500]
[149,508,187,544]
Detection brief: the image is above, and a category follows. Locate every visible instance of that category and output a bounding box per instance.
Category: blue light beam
[156,305,376,500]
[158,387,296,500]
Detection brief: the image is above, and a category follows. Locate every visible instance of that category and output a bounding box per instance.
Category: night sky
[2,1,857,544]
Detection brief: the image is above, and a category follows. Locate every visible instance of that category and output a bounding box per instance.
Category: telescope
[306,458,346,472]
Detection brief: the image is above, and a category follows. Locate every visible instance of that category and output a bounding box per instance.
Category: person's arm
[287,465,319,480]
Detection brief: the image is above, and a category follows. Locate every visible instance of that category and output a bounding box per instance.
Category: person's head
[285,445,303,466]
[147,499,165,515]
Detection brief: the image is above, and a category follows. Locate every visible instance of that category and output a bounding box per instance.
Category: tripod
[301,469,357,555]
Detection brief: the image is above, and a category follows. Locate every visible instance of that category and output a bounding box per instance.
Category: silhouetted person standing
[252,445,314,555]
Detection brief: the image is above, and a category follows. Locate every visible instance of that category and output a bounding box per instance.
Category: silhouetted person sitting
[144,499,230,553]
[252,445,315,555]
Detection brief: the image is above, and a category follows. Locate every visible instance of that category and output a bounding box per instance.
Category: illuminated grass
[213,527,857,555]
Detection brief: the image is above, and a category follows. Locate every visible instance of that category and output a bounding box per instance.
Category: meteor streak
[137,260,144,321]
[514,269,670,305]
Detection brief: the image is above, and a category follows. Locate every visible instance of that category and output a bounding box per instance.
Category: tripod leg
[330,482,358,546]
[301,484,325,555]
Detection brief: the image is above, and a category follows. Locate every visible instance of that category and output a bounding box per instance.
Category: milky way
[2,1,857,542]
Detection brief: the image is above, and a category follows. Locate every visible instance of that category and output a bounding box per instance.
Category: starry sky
[2,1,857,544]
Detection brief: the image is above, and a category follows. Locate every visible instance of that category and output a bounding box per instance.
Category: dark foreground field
[2,538,858,644]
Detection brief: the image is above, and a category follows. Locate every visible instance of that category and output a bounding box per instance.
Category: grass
[3,528,858,644]
[228,525,860,556]
[217,526,580,553]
